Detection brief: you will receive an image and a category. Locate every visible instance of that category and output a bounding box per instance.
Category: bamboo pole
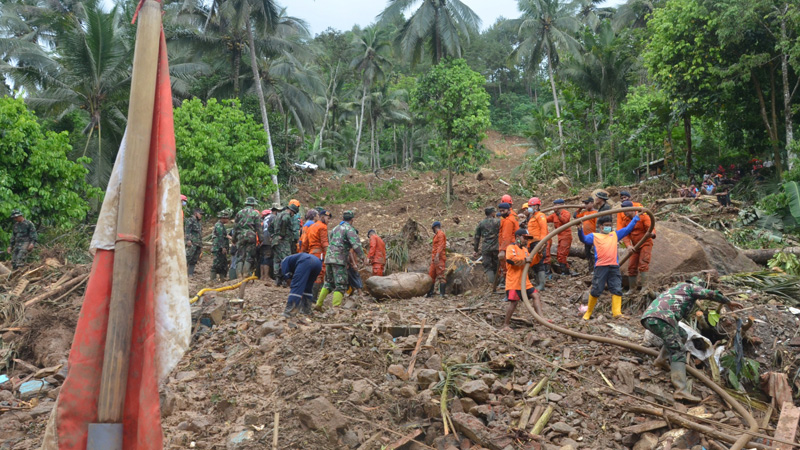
[95,0,162,427]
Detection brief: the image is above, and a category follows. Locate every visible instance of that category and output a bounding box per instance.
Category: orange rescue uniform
[575,210,596,234]
[546,209,573,265]
[505,244,541,292]
[307,221,329,283]
[368,234,386,276]
[429,229,447,283]
[618,212,653,276]
[498,213,519,278]
[616,202,642,233]
[528,210,549,264]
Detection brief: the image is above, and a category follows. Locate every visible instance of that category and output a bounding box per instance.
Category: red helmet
[180,194,187,201]
[261,209,271,216]
[501,194,512,204]
[528,197,541,206]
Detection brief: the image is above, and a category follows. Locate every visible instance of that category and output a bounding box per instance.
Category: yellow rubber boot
[316,287,329,307]
[332,291,344,307]
[612,295,624,318]
[583,295,598,320]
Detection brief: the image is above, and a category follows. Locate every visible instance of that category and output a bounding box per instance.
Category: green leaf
[708,310,720,327]
[784,182,800,224]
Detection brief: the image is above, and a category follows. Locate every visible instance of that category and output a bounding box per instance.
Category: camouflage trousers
[323,263,348,293]
[186,243,202,266]
[272,240,291,279]
[235,243,257,278]
[11,242,31,269]
[212,250,229,277]
[481,250,499,278]
[642,317,687,363]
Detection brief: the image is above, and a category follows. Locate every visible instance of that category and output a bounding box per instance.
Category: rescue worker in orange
[619,199,655,292]
[307,209,331,299]
[367,230,386,276]
[526,197,549,291]
[497,202,518,288]
[616,191,640,230]
[546,199,577,276]
[503,228,543,329]
[501,194,515,217]
[574,197,597,271]
[578,214,641,320]
[427,221,447,297]
[298,209,319,253]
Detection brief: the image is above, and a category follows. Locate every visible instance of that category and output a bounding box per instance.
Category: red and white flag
[41,8,191,449]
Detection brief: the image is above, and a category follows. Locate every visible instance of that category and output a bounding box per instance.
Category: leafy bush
[174,98,278,213]
[490,93,536,136]
[768,252,800,276]
[0,97,101,249]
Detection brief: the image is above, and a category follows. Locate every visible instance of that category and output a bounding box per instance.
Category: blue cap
[621,200,633,207]
[553,199,565,205]
[620,191,631,198]
[432,221,441,229]
[498,202,511,209]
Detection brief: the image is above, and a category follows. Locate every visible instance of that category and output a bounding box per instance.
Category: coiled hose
[520,206,759,450]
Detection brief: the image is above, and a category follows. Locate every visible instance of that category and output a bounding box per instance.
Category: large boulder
[365,272,434,300]
[620,221,758,278]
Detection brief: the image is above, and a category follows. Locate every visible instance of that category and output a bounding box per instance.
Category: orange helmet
[289,199,301,207]
[528,197,541,206]
[501,194,512,204]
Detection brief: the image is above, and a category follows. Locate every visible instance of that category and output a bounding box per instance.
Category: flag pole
[87,0,162,448]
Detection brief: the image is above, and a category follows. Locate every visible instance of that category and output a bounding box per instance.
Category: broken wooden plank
[385,428,422,450]
[620,420,669,434]
[530,405,554,436]
[634,383,674,404]
[774,402,800,450]
[406,319,427,377]
[517,404,533,430]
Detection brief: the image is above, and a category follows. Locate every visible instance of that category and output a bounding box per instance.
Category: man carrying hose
[574,197,597,271]
[503,228,543,329]
[578,214,640,320]
[546,199,577,276]
[526,197,549,290]
[619,200,655,292]
[641,277,742,402]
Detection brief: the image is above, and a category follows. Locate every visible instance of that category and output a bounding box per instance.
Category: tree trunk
[369,113,375,170]
[592,101,602,182]
[753,73,782,175]
[353,83,368,168]
[376,119,381,170]
[317,64,338,150]
[546,45,565,172]
[608,99,616,161]
[683,112,692,179]
[741,247,800,264]
[203,0,216,32]
[770,62,784,175]
[233,47,241,97]
[434,8,442,63]
[409,125,414,169]
[446,141,452,204]
[247,23,280,204]
[780,8,796,170]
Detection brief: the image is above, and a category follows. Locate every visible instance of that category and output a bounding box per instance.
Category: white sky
[285,0,627,36]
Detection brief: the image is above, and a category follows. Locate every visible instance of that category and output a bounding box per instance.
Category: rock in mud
[416,369,440,388]
[460,379,490,404]
[297,397,347,434]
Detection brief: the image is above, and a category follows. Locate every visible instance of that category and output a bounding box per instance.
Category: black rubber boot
[439,282,447,297]
[188,264,195,276]
[426,285,435,298]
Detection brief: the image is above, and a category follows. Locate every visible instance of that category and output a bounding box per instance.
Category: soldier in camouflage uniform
[233,197,263,278]
[473,207,500,286]
[641,276,743,402]
[7,209,37,269]
[289,199,302,254]
[316,210,365,309]
[184,208,203,276]
[211,209,232,282]
[269,203,298,286]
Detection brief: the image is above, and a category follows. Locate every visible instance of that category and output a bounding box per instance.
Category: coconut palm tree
[513,0,581,172]
[20,0,132,187]
[366,87,411,170]
[377,0,481,64]
[350,26,391,168]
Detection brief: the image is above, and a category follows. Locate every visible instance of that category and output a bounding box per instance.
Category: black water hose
[520,207,759,450]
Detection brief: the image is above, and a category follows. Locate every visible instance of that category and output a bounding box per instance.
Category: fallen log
[740,247,800,265]
[24,273,89,307]
[365,272,433,300]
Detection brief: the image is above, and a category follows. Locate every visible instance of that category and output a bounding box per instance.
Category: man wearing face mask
[526,198,549,291]
[578,214,640,320]
[503,228,544,329]
[619,200,655,293]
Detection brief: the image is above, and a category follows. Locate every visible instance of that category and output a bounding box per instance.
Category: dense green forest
[1,0,800,231]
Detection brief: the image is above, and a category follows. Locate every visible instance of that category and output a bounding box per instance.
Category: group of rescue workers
[3,184,746,404]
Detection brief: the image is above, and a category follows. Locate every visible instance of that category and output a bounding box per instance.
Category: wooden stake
[526,376,547,397]
[96,0,162,424]
[386,429,422,450]
[518,404,533,429]
[272,412,279,450]
[774,402,800,450]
